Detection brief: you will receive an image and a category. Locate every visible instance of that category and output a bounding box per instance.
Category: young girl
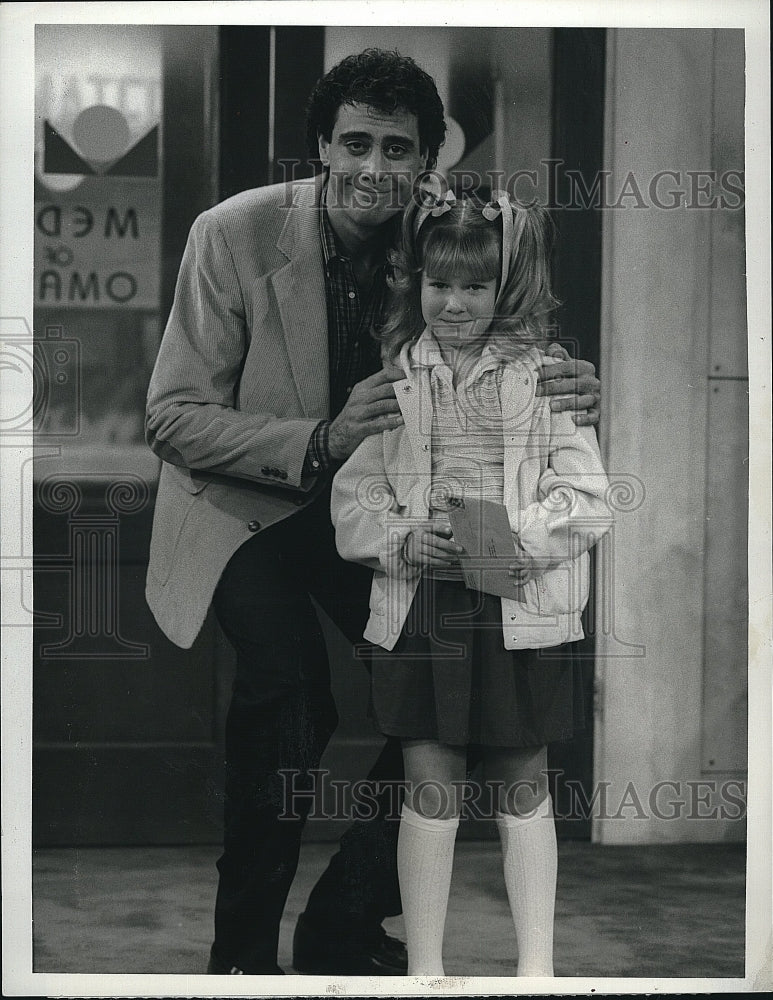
[330,187,613,977]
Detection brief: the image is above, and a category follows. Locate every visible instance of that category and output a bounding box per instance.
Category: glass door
[32,25,224,845]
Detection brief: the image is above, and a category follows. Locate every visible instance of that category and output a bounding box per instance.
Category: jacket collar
[399,327,543,379]
[275,175,325,260]
[394,329,542,502]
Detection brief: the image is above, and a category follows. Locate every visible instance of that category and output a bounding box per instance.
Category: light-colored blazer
[145,178,331,649]
[330,337,614,651]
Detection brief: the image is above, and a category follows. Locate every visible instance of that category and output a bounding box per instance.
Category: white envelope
[446,497,525,601]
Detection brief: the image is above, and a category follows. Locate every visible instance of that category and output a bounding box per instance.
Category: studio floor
[31,839,745,979]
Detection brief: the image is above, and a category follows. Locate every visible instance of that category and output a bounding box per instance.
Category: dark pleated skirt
[370,576,585,747]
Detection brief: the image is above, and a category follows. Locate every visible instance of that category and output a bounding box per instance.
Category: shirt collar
[319,188,345,268]
[319,182,397,273]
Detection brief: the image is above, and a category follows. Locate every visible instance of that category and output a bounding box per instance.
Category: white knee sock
[496,796,557,976]
[397,803,459,976]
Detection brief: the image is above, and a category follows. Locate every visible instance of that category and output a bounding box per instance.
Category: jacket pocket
[520,577,542,615]
[149,466,212,585]
[385,430,427,509]
[389,470,425,510]
[538,553,590,615]
[370,573,388,616]
[177,467,213,494]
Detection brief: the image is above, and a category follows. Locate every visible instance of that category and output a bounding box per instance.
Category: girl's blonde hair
[377,192,559,362]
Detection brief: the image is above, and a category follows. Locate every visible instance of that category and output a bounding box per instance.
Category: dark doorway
[219,25,325,198]
[548,28,606,839]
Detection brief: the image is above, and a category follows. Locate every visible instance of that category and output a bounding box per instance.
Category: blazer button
[260,466,270,476]
[279,471,288,480]
[248,520,261,532]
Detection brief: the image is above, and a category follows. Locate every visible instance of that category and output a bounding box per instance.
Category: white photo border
[1,1,770,996]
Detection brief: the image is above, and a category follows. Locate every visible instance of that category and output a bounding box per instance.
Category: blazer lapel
[271,179,329,419]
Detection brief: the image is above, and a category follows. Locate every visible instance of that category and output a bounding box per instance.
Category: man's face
[319,102,426,230]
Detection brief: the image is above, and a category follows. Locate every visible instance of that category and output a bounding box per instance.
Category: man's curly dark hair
[305,48,447,170]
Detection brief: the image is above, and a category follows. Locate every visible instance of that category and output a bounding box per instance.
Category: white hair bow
[415,185,456,232]
[482,189,528,293]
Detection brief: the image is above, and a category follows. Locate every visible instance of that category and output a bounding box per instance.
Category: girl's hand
[508,538,540,585]
[537,343,601,427]
[404,524,464,569]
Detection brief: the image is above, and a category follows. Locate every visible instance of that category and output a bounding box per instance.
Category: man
[145,48,600,976]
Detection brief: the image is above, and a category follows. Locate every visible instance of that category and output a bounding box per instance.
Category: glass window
[33,25,216,476]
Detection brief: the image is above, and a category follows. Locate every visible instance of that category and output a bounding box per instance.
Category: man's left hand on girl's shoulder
[536,343,601,426]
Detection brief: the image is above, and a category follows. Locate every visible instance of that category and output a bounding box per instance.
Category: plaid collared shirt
[304,196,390,475]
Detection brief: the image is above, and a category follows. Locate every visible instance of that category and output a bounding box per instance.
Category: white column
[594,29,744,843]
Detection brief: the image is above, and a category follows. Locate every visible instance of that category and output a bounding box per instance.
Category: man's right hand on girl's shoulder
[328,369,405,461]
[537,344,601,426]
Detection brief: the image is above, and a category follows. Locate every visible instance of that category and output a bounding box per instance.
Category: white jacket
[330,336,614,651]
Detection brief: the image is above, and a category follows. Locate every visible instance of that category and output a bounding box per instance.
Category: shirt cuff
[304,420,332,476]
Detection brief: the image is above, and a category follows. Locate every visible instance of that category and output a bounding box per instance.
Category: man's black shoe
[207,944,284,975]
[292,912,408,975]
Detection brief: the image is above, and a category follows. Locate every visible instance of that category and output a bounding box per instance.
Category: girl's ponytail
[493,200,560,346]
[377,194,429,362]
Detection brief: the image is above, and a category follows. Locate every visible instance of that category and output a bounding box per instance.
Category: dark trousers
[211,490,403,972]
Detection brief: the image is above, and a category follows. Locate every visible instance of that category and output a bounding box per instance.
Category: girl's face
[420,271,498,346]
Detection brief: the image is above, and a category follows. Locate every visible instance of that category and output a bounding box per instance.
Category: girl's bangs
[421,229,500,283]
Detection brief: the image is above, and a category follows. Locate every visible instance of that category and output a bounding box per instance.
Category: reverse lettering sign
[35,190,160,309]
[35,34,163,310]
